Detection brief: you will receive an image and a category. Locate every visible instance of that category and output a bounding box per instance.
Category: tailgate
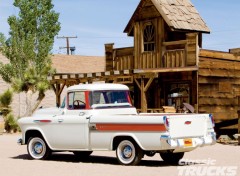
[167,115,207,139]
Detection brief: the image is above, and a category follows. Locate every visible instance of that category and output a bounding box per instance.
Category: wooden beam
[134,66,198,74]
[56,84,61,107]
[141,78,147,112]
[162,40,187,46]
[58,83,66,97]
[199,68,240,78]
[199,60,240,70]
[134,78,141,90]
[200,49,240,61]
[134,74,155,113]
[144,76,154,92]
[51,84,56,94]
[54,83,66,107]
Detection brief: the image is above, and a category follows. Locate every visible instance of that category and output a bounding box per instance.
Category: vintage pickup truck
[17,83,216,165]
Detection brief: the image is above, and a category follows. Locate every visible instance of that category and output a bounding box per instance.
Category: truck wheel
[27,137,50,160]
[160,151,184,165]
[73,151,93,159]
[116,140,143,165]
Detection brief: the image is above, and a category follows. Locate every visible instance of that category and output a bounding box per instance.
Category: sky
[0,0,240,56]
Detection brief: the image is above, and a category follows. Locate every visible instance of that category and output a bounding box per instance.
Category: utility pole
[57,36,77,55]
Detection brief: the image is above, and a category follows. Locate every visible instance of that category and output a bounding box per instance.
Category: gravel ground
[0,134,239,176]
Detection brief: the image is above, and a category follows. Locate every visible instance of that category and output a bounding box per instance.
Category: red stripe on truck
[34,120,52,123]
[95,123,166,131]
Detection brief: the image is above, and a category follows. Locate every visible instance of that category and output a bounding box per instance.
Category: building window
[143,23,155,52]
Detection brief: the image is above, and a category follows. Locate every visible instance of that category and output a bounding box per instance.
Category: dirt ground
[0,134,239,176]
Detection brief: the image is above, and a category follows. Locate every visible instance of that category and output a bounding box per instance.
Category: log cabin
[49,0,240,135]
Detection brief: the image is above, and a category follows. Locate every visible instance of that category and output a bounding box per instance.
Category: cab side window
[68,91,86,110]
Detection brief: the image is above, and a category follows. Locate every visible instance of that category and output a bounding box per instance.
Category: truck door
[44,91,90,150]
[45,114,90,150]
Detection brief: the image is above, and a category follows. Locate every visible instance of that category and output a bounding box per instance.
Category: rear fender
[111,133,144,150]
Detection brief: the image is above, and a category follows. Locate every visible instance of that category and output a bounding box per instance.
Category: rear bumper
[160,132,216,151]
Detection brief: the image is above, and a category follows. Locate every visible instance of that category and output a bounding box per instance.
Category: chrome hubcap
[123,145,132,158]
[34,142,43,154]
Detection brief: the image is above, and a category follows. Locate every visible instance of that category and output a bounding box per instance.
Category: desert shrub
[0,89,13,116]
[0,89,19,133]
[4,114,19,133]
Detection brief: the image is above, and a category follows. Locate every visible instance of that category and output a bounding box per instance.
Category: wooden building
[49,0,240,134]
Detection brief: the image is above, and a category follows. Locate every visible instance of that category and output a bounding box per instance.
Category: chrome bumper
[17,138,23,145]
[160,132,216,149]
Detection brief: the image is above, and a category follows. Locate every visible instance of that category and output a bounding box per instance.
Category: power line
[57,36,77,55]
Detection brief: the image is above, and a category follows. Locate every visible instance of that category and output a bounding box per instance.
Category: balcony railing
[162,49,186,67]
[162,40,187,68]
[114,55,134,70]
[112,39,195,70]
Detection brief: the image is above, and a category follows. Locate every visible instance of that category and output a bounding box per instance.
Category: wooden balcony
[162,40,187,68]
[162,49,186,67]
[106,34,198,71]
[113,47,134,70]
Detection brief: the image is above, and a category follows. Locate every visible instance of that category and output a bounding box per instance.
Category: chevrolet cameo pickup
[17,83,216,165]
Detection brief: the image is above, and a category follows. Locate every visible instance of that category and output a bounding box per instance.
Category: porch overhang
[134,66,198,74]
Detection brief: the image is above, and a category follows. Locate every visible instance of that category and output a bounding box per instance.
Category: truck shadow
[12,153,181,167]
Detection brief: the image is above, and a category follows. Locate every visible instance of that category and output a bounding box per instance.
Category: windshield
[90,90,132,108]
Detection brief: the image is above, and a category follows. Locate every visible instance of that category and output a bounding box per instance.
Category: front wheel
[116,140,143,165]
[27,137,51,160]
[160,151,184,165]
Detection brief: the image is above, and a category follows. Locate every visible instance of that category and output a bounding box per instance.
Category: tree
[0,0,61,116]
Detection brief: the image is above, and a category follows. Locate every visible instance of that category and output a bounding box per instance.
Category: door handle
[58,119,64,123]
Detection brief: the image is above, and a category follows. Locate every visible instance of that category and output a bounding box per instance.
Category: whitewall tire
[116,140,143,165]
[27,137,50,160]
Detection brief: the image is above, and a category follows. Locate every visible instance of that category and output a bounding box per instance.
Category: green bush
[0,89,13,116]
[0,89,12,106]
[0,89,19,133]
[4,114,19,133]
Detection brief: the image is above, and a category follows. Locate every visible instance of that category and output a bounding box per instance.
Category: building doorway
[165,82,191,111]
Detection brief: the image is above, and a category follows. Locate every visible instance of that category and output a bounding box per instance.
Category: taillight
[163,116,169,130]
[209,114,215,127]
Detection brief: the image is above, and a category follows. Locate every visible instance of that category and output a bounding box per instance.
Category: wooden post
[52,83,66,107]
[186,33,198,66]
[134,78,146,112]
[134,74,155,113]
[105,43,114,71]
[56,84,61,107]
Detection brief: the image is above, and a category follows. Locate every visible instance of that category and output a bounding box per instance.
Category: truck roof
[67,83,129,91]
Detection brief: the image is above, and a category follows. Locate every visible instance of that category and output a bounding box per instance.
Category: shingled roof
[51,54,105,74]
[124,0,210,34]
[0,53,105,74]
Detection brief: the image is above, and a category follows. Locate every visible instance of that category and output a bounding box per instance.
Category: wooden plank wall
[113,47,134,70]
[199,50,240,130]
[186,33,198,66]
[105,43,114,71]
[134,18,163,69]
